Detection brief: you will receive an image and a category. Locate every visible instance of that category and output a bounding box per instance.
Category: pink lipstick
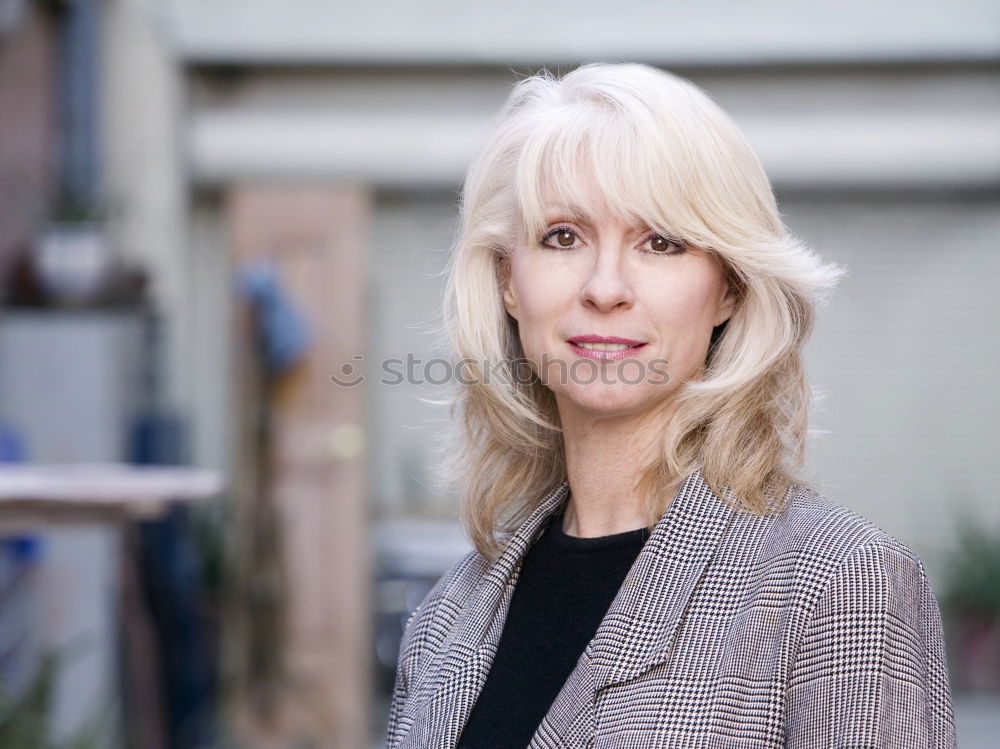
[567,335,647,360]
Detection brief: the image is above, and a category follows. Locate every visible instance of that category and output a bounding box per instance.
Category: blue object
[129,409,188,466]
[0,421,41,561]
[0,420,44,700]
[138,504,215,748]
[3,535,43,565]
[0,421,26,462]
[236,259,312,375]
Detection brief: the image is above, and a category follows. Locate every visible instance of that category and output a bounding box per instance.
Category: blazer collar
[396,481,572,749]
[397,469,738,748]
[584,468,738,693]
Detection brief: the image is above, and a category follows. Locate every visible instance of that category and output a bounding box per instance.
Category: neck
[559,399,678,538]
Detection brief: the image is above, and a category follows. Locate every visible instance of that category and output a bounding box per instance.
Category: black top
[456,509,650,749]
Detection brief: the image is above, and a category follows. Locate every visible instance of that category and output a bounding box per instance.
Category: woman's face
[501,195,736,427]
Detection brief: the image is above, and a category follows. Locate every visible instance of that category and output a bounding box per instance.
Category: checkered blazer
[385,470,957,748]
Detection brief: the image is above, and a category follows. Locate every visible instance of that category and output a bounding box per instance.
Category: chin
[556,386,661,419]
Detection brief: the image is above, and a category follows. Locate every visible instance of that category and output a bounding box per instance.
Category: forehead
[509,103,705,247]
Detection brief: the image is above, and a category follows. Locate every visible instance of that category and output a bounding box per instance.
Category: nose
[580,242,635,312]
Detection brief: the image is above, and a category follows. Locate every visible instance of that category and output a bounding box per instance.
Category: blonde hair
[437,62,845,561]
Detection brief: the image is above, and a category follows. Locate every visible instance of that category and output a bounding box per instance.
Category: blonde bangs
[513,99,709,255]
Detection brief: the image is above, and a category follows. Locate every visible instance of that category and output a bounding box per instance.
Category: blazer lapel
[583,468,738,695]
[525,469,740,748]
[397,481,571,749]
[398,469,739,749]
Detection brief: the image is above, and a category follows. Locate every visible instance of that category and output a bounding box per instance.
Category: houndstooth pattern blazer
[385,470,957,748]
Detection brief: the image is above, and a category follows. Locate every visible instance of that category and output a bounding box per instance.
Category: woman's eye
[540,228,684,254]
[541,228,578,249]
[647,235,684,255]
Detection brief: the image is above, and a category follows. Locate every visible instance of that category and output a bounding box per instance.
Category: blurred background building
[1,0,998,747]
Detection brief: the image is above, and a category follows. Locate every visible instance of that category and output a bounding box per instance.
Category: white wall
[162,0,1000,65]
[184,67,1000,190]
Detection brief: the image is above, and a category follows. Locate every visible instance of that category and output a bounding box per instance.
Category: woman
[385,63,956,748]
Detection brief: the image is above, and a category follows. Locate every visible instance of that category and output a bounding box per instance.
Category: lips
[567,335,647,360]
[567,335,645,346]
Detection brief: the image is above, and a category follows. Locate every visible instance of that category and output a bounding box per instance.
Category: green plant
[192,498,229,593]
[940,510,1000,619]
[0,649,109,749]
[0,651,55,747]
[47,189,113,226]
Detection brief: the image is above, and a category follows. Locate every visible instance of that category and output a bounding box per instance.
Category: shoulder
[772,492,957,744]
[413,547,490,620]
[720,484,934,610]
[743,485,937,614]
[762,484,922,567]
[396,548,490,672]
[723,486,947,666]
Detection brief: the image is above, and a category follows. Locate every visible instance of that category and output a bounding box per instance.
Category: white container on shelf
[33,223,114,306]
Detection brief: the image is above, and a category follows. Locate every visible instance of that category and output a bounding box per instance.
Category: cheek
[512,290,556,349]
[668,259,726,321]
[651,276,725,351]
[677,289,722,328]
[509,266,564,327]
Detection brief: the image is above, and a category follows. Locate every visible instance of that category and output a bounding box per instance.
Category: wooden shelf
[0,463,224,530]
